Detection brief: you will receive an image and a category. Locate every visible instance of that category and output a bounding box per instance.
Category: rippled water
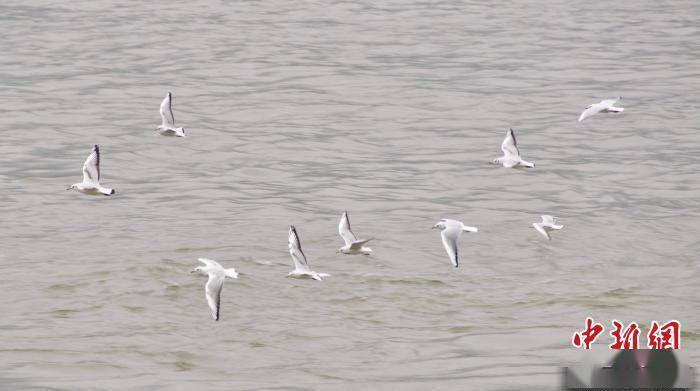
[1,1,699,389]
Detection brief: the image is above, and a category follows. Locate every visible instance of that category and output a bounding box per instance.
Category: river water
[1,0,699,389]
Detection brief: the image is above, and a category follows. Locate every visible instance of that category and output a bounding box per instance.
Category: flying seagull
[432,218,478,267]
[492,128,535,168]
[67,145,115,196]
[532,215,564,240]
[578,97,624,122]
[191,258,238,321]
[288,225,329,281]
[337,211,372,255]
[155,92,186,137]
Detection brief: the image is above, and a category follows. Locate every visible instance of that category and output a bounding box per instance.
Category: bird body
[492,128,535,168]
[578,97,624,122]
[532,215,564,240]
[288,225,329,281]
[432,219,478,267]
[155,92,186,137]
[191,258,238,321]
[338,211,373,255]
[68,145,115,196]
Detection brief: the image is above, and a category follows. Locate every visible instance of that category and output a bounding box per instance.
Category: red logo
[572,318,681,350]
[647,320,681,349]
[609,320,640,349]
[572,317,604,349]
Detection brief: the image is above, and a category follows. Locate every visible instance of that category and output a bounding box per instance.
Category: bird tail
[462,225,478,233]
[100,188,115,196]
[608,106,624,113]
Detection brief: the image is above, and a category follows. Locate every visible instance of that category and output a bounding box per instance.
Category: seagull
[155,92,186,137]
[578,97,624,122]
[532,215,564,240]
[492,128,535,168]
[67,145,115,196]
[337,211,372,255]
[191,258,238,321]
[288,225,329,281]
[432,218,478,267]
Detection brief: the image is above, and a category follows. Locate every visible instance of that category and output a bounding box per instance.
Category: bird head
[432,221,446,230]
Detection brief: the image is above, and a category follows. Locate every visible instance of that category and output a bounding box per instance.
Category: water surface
[1,0,699,389]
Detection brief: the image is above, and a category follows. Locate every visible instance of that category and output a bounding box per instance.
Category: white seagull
[432,218,478,267]
[288,225,329,281]
[492,128,535,168]
[337,211,373,255]
[532,215,564,240]
[578,97,624,122]
[155,92,186,137]
[67,145,115,196]
[191,258,238,321]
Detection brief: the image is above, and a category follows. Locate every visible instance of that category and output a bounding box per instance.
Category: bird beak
[66,187,71,190]
[431,225,438,229]
[190,269,197,273]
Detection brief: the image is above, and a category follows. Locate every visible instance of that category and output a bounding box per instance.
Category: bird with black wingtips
[492,128,535,168]
[532,215,564,240]
[432,219,478,267]
[191,258,238,321]
[155,92,186,137]
[67,145,115,196]
[287,225,329,281]
[337,211,373,255]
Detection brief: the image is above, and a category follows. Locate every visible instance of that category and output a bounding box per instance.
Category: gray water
[1,0,699,389]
